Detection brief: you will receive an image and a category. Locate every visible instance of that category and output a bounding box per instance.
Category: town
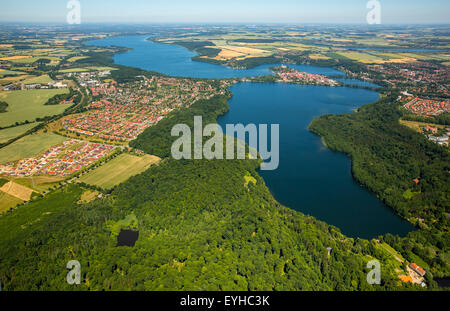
[271,66,339,86]
[61,72,230,142]
[404,97,450,116]
[0,139,116,177]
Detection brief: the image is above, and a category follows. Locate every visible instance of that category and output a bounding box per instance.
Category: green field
[0,132,66,164]
[59,66,117,73]
[8,56,60,64]
[0,191,23,214]
[22,75,54,85]
[0,89,70,127]
[67,56,89,62]
[79,153,160,189]
[0,70,26,77]
[0,122,40,143]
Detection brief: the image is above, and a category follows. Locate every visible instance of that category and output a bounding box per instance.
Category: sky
[0,0,449,24]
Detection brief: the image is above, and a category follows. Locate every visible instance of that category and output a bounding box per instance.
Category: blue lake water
[86,35,414,238]
[337,78,381,88]
[86,35,344,78]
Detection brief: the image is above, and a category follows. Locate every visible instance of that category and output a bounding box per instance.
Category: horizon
[1,0,449,24]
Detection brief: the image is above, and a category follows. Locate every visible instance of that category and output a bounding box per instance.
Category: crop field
[12,175,64,193]
[0,74,33,85]
[59,66,117,73]
[22,75,54,85]
[0,56,32,61]
[0,132,67,164]
[67,56,89,62]
[0,181,34,201]
[0,89,70,127]
[336,51,384,63]
[0,70,27,77]
[0,122,40,143]
[79,153,161,189]
[6,56,61,64]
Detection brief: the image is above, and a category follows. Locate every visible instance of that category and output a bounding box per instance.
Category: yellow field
[309,54,331,60]
[0,181,34,201]
[12,175,64,193]
[336,51,416,64]
[217,49,244,59]
[207,45,271,60]
[0,56,32,61]
[79,153,161,189]
[0,74,33,85]
[216,46,269,54]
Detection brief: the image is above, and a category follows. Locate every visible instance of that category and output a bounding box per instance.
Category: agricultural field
[22,74,54,85]
[11,175,64,193]
[67,56,89,62]
[0,69,27,77]
[0,191,23,214]
[59,66,117,73]
[0,181,34,201]
[0,74,33,86]
[0,122,40,143]
[0,89,70,127]
[79,153,161,189]
[0,132,67,164]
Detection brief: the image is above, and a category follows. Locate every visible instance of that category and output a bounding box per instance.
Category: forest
[309,94,450,277]
[0,94,426,291]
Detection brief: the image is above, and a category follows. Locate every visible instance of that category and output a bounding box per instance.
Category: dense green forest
[0,94,423,291]
[309,95,450,277]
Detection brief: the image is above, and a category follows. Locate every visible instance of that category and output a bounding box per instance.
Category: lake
[86,35,344,79]
[87,35,414,238]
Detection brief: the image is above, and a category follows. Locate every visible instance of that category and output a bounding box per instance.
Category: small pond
[117,229,139,247]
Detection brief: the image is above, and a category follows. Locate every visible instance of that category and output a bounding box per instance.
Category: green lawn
[79,154,160,189]
[0,89,70,127]
[0,122,40,143]
[0,132,67,164]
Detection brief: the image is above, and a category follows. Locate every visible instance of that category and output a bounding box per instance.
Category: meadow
[12,175,64,193]
[0,132,67,164]
[0,191,23,214]
[22,75,54,85]
[0,122,40,143]
[59,66,117,73]
[0,89,71,127]
[79,153,161,189]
